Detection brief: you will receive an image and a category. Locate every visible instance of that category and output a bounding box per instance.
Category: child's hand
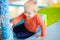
[36,34,45,38]
[9,23,13,30]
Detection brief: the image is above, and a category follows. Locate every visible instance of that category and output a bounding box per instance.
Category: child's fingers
[9,23,13,30]
[36,34,45,38]
[9,25,13,30]
[36,34,41,38]
[10,23,13,27]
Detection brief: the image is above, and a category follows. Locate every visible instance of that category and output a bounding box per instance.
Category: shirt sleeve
[37,15,46,37]
[11,13,24,25]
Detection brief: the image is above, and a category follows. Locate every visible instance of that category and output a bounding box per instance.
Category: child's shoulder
[18,12,25,17]
[19,13,24,16]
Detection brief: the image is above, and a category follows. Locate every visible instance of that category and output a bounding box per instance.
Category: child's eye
[24,12,27,13]
[28,13,30,14]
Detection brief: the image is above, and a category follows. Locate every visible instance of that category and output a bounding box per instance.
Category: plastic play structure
[1,0,47,40]
[38,4,60,26]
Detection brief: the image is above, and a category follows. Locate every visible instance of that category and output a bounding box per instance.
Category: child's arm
[10,13,24,26]
[37,15,46,37]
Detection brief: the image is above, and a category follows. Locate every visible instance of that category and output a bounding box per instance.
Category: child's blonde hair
[24,0,39,12]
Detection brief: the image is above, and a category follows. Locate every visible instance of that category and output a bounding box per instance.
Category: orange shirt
[11,13,46,37]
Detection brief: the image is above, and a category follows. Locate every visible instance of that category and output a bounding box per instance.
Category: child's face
[24,10,36,19]
[24,0,37,19]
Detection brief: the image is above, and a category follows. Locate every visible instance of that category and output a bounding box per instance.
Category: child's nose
[26,14,29,16]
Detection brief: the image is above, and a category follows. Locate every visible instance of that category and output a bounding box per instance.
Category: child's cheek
[30,14,34,17]
[31,13,35,17]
